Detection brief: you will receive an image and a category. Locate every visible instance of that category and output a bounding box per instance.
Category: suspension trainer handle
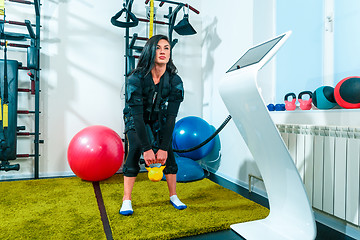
[111,5,139,28]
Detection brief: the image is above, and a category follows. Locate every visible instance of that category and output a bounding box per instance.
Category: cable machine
[111,0,199,78]
[0,0,42,179]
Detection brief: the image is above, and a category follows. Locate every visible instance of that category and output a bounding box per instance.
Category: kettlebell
[298,91,313,110]
[284,93,296,111]
[145,165,165,182]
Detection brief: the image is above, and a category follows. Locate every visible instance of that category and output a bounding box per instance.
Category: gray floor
[176,172,355,240]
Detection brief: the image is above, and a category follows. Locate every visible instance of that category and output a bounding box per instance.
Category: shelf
[270,108,360,127]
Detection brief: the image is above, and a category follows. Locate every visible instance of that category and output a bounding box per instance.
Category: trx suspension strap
[0,0,4,126]
[2,40,8,129]
[1,4,8,130]
[0,0,8,153]
[149,0,154,38]
[0,0,3,16]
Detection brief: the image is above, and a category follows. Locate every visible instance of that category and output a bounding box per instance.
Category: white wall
[2,0,275,192]
[1,0,202,179]
[200,0,275,194]
[41,0,126,176]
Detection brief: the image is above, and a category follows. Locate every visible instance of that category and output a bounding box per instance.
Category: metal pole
[34,0,40,179]
[125,0,130,77]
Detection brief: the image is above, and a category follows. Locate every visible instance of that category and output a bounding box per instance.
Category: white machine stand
[219,31,316,240]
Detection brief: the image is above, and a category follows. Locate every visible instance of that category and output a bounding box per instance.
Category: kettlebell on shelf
[284,93,296,111]
[298,91,313,110]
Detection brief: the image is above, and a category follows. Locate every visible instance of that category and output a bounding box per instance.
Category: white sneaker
[119,200,133,216]
[170,195,187,210]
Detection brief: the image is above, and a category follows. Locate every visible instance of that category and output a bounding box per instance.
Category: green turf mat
[0,177,105,240]
[101,173,269,240]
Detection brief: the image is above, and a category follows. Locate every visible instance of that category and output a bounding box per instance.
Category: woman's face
[155,39,170,65]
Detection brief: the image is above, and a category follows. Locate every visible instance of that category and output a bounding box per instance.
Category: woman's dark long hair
[133,34,177,76]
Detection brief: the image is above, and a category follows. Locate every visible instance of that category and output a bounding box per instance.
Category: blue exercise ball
[162,156,205,182]
[172,116,215,160]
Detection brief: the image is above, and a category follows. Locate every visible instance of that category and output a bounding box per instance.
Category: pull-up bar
[129,36,148,41]
[17,110,36,114]
[184,4,199,14]
[18,88,37,95]
[137,17,168,25]
[18,88,32,92]
[17,132,37,136]
[8,0,34,5]
[0,42,30,48]
[19,66,30,70]
[16,154,36,158]
[0,19,37,27]
[19,84,36,94]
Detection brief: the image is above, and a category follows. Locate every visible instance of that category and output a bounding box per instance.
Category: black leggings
[122,129,178,177]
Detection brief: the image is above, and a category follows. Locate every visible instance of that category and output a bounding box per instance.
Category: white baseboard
[200,163,268,199]
[314,209,360,240]
[0,171,76,181]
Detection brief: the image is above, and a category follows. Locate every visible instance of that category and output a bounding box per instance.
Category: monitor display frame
[226,34,285,73]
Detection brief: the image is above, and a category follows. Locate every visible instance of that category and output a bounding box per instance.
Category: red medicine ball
[334,76,360,109]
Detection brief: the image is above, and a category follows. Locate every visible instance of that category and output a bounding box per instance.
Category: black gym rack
[0,0,42,179]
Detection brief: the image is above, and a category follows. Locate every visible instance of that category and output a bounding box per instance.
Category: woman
[120,35,186,216]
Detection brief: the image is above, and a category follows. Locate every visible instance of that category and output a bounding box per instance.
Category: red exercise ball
[67,125,124,181]
[334,76,360,109]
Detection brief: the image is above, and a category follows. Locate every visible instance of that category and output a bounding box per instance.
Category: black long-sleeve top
[125,71,184,152]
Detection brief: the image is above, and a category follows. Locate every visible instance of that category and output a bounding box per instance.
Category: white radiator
[277,124,360,226]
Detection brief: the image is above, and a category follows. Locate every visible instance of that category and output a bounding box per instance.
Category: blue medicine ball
[313,86,337,109]
[172,116,215,160]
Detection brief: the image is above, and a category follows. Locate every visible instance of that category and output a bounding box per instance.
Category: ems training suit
[122,70,184,177]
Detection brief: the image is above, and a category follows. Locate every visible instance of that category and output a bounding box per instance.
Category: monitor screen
[227,34,285,73]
